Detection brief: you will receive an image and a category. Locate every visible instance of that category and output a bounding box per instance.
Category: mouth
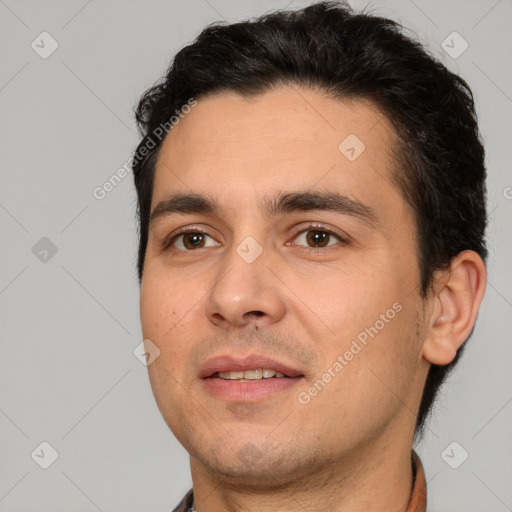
[211,368,291,381]
[200,354,305,401]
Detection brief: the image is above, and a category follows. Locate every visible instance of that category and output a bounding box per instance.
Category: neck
[189,432,415,512]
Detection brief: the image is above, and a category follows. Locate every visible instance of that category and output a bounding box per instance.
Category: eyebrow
[149,191,379,229]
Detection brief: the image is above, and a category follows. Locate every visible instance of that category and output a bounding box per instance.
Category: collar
[407,450,427,512]
[172,450,427,512]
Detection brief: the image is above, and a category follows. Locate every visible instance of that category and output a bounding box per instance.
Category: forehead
[151,86,401,216]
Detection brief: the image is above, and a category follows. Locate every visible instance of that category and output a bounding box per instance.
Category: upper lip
[199,353,304,379]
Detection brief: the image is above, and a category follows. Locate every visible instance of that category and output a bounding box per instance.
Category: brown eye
[306,230,331,247]
[171,231,219,251]
[182,233,205,249]
[292,228,342,248]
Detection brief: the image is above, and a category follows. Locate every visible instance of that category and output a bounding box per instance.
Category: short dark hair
[132,0,487,437]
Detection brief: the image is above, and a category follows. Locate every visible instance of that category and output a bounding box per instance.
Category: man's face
[140,86,430,484]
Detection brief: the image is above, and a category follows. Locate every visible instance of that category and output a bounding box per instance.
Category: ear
[422,250,487,365]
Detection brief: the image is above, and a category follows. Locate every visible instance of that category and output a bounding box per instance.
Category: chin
[189,434,320,489]
[196,453,302,490]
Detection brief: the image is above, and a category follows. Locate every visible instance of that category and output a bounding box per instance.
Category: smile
[214,369,288,380]
[200,354,305,401]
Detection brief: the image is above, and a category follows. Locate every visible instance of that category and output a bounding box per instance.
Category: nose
[204,241,287,329]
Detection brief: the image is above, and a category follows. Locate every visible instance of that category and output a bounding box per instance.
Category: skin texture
[139,85,486,512]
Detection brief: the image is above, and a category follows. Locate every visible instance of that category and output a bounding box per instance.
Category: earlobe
[422,250,487,366]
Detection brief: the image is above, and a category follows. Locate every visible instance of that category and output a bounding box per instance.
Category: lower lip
[202,377,303,401]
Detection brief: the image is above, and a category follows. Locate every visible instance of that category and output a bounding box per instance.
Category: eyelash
[162,224,348,252]
[162,226,211,251]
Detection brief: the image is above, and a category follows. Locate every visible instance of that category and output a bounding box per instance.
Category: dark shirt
[171,450,427,512]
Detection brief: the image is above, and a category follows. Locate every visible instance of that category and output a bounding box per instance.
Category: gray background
[0,0,511,511]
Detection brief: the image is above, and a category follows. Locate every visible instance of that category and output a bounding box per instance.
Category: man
[131,2,487,510]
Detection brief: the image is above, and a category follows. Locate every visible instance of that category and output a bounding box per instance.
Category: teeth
[217,368,287,380]
[243,369,262,379]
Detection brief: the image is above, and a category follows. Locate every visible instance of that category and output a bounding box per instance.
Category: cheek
[289,259,403,346]
[291,260,420,393]
[140,271,202,385]
[140,274,201,419]
[296,297,421,442]
[140,267,199,335]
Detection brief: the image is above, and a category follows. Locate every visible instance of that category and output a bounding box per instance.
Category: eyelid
[162,225,219,251]
[287,222,349,245]
[161,222,349,252]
